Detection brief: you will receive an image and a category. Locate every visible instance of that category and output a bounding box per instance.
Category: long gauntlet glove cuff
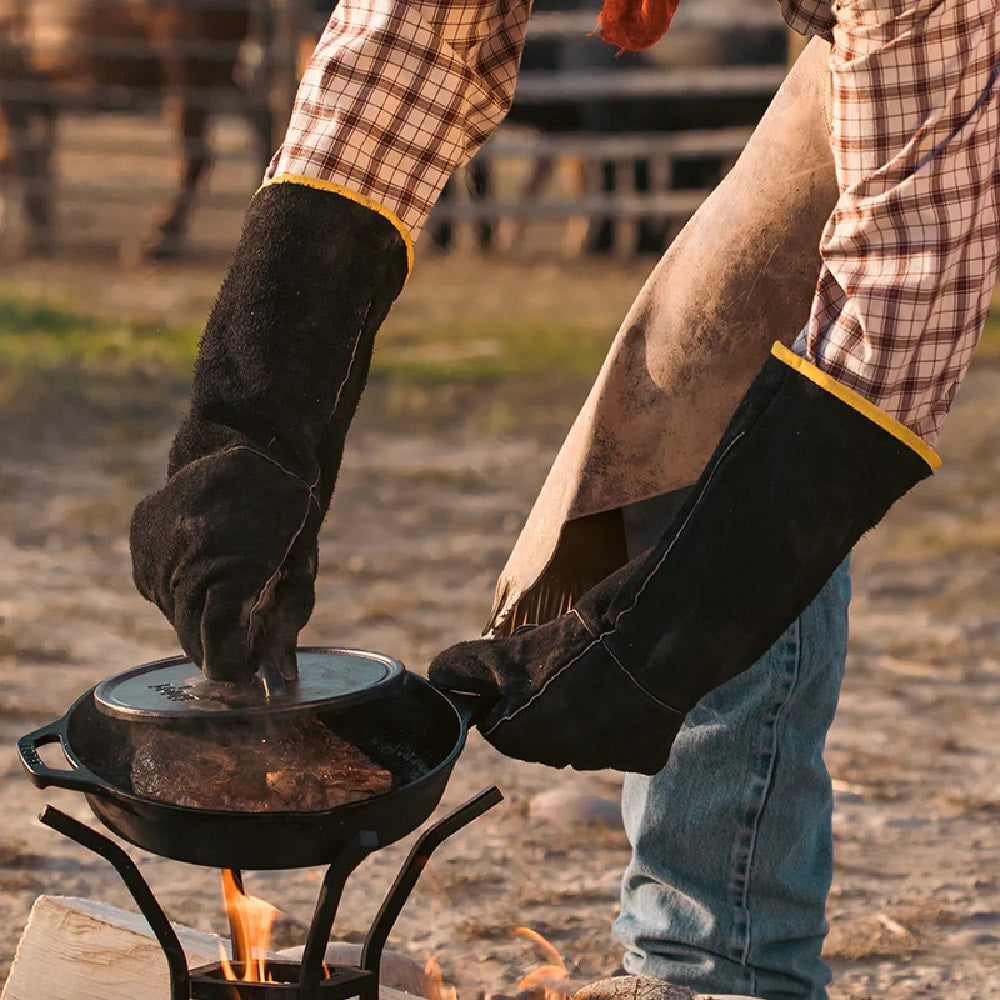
[131,180,409,679]
[429,343,939,773]
[169,180,409,495]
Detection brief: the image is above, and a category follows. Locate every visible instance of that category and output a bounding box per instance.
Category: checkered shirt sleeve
[792,0,1000,444]
[778,0,837,40]
[265,0,531,240]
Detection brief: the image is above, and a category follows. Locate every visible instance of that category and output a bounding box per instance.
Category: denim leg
[613,560,850,1000]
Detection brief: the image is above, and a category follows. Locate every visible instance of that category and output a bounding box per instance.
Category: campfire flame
[425,953,458,1000]
[425,927,571,1000]
[213,876,569,1000]
[219,869,280,983]
[514,927,570,999]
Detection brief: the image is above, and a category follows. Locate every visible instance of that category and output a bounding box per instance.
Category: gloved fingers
[259,644,299,684]
[170,581,206,672]
[427,639,506,707]
[199,581,256,682]
[129,489,174,612]
[159,566,315,685]
[196,561,315,683]
[129,448,322,682]
[428,614,684,772]
[248,565,316,682]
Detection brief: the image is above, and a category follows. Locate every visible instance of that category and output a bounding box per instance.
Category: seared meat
[130,716,394,811]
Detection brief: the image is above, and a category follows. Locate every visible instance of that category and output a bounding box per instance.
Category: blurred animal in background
[0,0,273,259]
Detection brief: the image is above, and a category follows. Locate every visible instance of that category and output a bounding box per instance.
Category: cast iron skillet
[18,666,480,870]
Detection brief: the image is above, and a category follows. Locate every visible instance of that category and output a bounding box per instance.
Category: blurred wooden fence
[432,6,789,256]
[0,1,789,262]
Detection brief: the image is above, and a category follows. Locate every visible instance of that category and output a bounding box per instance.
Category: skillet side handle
[17,717,109,795]
[443,690,489,729]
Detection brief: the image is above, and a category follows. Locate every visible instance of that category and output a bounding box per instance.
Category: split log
[2,895,226,1000]
[2,895,426,1000]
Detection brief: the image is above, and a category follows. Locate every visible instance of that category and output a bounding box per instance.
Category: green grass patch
[0,296,201,404]
[0,291,611,436]
[3,288,996,423]
[0,292,611,400]
[374,319,609,384]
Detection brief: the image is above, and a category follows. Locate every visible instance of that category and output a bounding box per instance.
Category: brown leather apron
[489,39,839,635]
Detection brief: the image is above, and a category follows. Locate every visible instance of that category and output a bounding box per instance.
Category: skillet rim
[28,670,466,822]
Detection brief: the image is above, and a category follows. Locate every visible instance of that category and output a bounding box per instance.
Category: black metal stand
[37,787,503,1000]
[297,832,378,999]
[39,806,192,1000]
[361,787,503,975]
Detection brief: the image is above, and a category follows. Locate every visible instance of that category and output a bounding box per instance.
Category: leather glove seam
[244,314,368,652]
[596,634,687,718]
[482,618,685,737]
[188,445,320,659]
[484,427,752,738]
[150,444,317,603]
[246,465,321,653]
[609,430,746,636]
[178,443,321,498]
[574,607,682,713]
[176,309,369,666]
[326,305,373,427]
[482,631,604,737]
[567,431,746,716]
[571,606,598,638]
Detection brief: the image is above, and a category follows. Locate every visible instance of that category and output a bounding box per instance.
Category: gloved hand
[130,444,321,682]
[130,179,409,681]
[430,344,937,773]
[428,586,688,773]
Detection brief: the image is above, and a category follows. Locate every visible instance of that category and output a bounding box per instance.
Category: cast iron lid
[93,647,405,722]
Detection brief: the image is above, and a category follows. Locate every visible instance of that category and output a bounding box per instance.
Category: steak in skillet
[130,716,394,811]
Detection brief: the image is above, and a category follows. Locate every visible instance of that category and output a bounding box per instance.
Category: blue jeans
[613,560,851,999]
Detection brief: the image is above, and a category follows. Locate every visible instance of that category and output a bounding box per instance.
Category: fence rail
[481,127,754,159]
[514,66,786,103]
[432,191,710,223]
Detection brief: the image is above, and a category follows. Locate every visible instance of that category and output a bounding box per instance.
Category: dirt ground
[1,259,998,1000]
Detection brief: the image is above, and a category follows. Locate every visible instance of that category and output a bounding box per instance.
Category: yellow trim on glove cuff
[771,342,941,472]
[260,173,415,278]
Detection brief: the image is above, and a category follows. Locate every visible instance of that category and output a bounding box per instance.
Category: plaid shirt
[267,0,1000,444]
[267,1,531,238]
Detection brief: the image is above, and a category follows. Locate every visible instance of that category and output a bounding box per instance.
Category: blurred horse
[0,0,272,258]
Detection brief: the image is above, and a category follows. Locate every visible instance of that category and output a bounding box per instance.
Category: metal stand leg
[298,832,378,999]
[39,806,191,1000]
[361,787,503,975]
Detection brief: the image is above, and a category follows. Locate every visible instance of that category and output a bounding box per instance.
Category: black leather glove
[429,344,938,773]
[131,180,409,681]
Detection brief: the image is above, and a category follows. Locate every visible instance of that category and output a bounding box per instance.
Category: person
[129,1,999,997]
